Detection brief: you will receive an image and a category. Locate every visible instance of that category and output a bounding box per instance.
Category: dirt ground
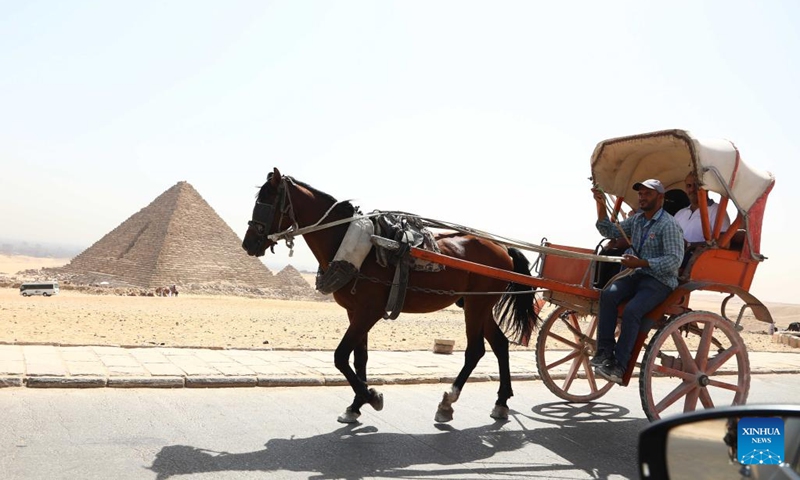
[1,255,797,352]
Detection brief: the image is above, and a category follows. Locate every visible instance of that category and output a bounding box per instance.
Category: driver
[590,179,684,384]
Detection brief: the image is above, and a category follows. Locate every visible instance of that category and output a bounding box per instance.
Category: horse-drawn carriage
[243,128,775,423]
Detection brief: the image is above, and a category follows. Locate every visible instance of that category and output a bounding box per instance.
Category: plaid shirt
[596,208,684,289]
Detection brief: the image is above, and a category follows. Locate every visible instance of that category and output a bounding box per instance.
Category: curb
[3,370,800,390]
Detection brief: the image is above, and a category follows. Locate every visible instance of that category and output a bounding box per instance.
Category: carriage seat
[728,229,747,251]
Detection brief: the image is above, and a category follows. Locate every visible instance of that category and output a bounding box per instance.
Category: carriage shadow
[148,403,644,479]
[516,401,649,479]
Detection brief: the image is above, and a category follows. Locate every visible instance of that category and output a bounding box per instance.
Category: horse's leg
[484,319,512,420]
[435,301,488,423]
[335,313,382,423]
[354,333,368,383]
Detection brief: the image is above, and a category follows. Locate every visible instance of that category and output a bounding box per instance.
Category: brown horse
[242,168,539,423]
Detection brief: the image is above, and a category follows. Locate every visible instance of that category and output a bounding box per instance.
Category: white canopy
[590,129,775,213]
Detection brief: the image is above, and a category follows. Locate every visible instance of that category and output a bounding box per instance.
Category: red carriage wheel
[639,310,750,421]
[535,305,614,402]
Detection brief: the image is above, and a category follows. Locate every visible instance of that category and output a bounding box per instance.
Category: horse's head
[242,168,293,257]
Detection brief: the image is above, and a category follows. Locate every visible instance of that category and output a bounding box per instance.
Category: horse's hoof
[435,409,454,423]
[368,388,384,411]
[490,405,509,420]
[435,401,454,423]
[337,407,360,424]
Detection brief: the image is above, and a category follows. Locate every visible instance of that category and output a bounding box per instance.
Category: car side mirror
[638,405,800,480]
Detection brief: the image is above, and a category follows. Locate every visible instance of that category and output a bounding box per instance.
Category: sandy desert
[2,254,799,354]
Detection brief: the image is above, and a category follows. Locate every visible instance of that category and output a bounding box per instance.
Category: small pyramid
[274,265,311,288]
[63,181,275,288]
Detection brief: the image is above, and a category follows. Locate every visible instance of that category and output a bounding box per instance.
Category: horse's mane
[259,173,359,218]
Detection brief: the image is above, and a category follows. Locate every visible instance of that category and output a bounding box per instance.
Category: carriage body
[532,129,776,420]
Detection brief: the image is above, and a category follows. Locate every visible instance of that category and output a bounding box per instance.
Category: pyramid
[274,265,311,288]
[63,181,275,289]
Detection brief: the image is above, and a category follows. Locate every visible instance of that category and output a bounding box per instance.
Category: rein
[252,177,622,264]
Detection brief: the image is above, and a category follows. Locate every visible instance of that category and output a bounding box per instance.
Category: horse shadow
[148,402,645,479]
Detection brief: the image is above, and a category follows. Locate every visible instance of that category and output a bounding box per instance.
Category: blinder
[248,181,287,238]
[249,202,276,235]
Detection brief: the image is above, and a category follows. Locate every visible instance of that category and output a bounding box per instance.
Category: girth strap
[383,243,411,320]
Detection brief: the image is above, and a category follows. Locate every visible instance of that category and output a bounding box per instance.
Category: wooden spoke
[706,378,744,393]
[698,386,715,409]
[562,357,581,391]
[683,385,701,412]
[670,330,699,374]
[587,315,599,340]
[695,321,716,371]
[584,360,603,392]
[545,331,582,350]
[560,315,590,343]
[705,345,742,375]
[546,349,581,370]
[654,380,696,413]
[651,365,695,382]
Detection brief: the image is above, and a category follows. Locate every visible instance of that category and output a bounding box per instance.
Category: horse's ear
[270,168,282,187]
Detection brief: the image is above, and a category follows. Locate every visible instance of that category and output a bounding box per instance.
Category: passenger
[673,173,731,266]
[590,179,684,384]
[663,188,690,216]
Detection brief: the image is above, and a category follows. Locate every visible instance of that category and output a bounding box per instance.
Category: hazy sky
[2,1,798,304]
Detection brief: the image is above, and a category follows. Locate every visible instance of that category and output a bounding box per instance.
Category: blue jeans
[597,271,672,368]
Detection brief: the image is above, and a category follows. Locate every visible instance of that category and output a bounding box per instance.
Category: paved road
[2,375,797,479]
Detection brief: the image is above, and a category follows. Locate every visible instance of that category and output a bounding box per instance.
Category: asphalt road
[1,375,797,480]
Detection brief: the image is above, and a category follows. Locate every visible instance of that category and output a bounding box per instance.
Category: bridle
[248,177,299,252]
[247,174,375,256]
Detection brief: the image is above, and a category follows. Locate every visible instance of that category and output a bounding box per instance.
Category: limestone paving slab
[60,349,100,362]
[128,349,172,363]
[98,354,142,367]
[25,362,68,377]
[205,363,257,376]
[142,363,186,376]
[0,345,24,361]
[228,355,271,367]
[0,345,797,389]
[0,360,25,375]
[105,365,150,376]
[193,350,237,362]
[65,362,108,376]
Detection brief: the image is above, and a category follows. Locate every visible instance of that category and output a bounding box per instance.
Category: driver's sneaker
[590,350,613,367]
[595,359,624,385]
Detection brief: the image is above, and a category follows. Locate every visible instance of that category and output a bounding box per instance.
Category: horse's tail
[493,247,540,346]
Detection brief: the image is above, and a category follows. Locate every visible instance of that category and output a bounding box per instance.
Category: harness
[247,176,446,319]
[247,176,622,319]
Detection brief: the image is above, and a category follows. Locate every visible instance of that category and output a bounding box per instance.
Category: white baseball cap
[633,179,665,194]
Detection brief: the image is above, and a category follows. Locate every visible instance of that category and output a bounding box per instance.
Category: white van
[19,282,60,297]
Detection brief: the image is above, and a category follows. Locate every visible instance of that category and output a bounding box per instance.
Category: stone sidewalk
[1,344,798,388]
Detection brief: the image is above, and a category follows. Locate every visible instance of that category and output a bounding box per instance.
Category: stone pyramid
[63,181,275,288]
